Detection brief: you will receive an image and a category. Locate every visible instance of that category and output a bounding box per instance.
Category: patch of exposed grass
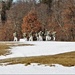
[0,42,34,47]
[0,44,10,56]
[11,44,34,47]
[0,51,75,67]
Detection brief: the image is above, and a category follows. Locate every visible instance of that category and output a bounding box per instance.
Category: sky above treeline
[13,0,16,2]
[13,0,39,3]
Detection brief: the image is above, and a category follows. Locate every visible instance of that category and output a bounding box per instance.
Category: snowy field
[0,41,75,74]
[0,41,75,59]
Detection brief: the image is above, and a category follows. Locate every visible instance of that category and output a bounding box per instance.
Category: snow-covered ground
[0,41,75,59]
[0,41,75,74]
[0,63,75,74]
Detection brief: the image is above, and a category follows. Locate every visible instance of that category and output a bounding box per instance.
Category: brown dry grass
[0,44,10,56]
[0,42,34,46]
[0,51,75,67]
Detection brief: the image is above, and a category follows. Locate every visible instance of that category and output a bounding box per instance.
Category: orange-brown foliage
[22,10,42,34]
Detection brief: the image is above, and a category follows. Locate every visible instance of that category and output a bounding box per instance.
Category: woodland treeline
[0,0,75,41]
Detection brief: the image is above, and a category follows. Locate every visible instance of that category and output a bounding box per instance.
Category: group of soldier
[13,31,56,41]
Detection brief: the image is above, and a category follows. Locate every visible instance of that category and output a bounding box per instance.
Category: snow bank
[0,63,75,74]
